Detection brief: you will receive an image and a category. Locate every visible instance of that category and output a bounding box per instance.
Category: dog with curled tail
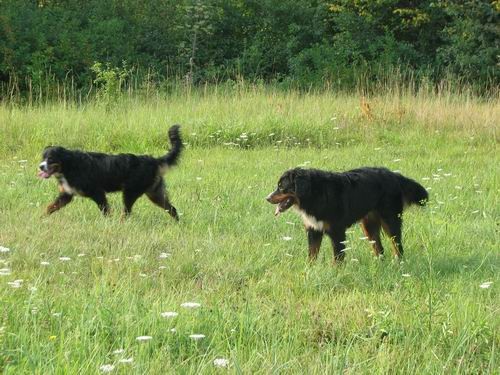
[39,125,183,220]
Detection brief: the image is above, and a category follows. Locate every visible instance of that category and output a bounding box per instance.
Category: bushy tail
[398,174,429,207]
[158,125,183,168]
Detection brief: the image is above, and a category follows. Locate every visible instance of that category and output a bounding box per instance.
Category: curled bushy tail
[158,125,183,168]
[399,174,429,207]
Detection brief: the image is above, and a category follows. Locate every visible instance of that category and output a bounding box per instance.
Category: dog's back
[324,167,427,225]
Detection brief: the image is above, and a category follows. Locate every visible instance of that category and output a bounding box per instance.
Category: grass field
[0,89,498,373]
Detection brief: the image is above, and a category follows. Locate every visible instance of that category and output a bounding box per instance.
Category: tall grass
[2,65,499,107]
[1,85,498,158]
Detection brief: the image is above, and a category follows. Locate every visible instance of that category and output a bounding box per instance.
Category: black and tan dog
[267,167,428,263]
[39,125,182,219]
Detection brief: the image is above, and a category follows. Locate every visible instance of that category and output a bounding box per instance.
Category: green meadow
[0,88,498,373]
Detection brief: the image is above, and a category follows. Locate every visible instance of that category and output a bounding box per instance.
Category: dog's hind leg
[360,212,384,258]
[326,227,347,264]
[122,190,143,217]
[380,214,404,259]
[46,193,73,215]
[89,190,110,216]
[307,229,323,261]
[146,180,179,221]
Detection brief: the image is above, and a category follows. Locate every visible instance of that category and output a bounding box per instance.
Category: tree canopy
[0,0,498,94]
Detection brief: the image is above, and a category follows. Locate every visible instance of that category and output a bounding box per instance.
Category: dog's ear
[295,172,311,199]
[42,145,52,153]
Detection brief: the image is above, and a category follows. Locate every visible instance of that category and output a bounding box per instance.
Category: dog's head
[38,146,69,179]
[266,168,311,216]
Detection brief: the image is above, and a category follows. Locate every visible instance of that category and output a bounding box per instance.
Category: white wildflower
[0,246,10,253]
[118,357,133,364]
[136,336,152,341]
[99,364,115,373]
[160,311,178,318]
[189,334,205,340]
[480,281,493,289]
[282,236,292,241]
[59,257,71,261]
[181,302,201,309]
[213,358,230,368]
[0,268,11,276]
[8,279,22,288]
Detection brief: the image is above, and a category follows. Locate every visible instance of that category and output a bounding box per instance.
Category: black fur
[267,167,428,262]
[39,125,183,219]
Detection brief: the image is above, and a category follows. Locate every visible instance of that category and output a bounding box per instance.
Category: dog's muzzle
[266,190,296,216]
[39,161,48,171]
[266,191,277,204]
[38,160,52,179]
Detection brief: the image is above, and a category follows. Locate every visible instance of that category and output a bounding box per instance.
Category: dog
[38,125,182,219]
[266,167,428,263]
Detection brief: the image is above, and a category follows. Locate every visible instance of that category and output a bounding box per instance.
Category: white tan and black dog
[267,167,428,263]
[39,125,182,219]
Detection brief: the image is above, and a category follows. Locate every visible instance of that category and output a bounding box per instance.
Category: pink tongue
[37,171,50,179]
[274,205,281,217]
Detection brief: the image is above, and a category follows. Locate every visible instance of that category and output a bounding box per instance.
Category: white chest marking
[59,177,76,194]
[294,207,325,231]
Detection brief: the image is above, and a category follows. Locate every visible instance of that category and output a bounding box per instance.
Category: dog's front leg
[327,228,347,264]
[46,193,74,215]
[307,228,323,261]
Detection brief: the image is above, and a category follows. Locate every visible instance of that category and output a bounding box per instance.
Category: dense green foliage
[0,0,498,96]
